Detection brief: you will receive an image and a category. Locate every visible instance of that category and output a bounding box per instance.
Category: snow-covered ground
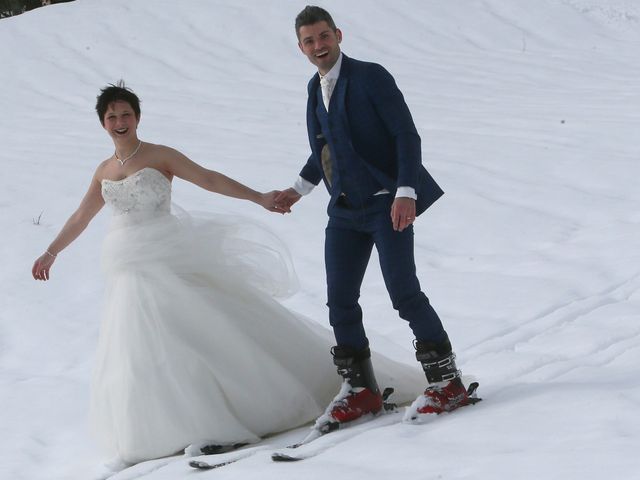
[2,0,640,478]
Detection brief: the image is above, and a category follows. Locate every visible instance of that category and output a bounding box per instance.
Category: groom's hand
[274,188,302,213]
[391,197,416,232]
[260,190,290,214]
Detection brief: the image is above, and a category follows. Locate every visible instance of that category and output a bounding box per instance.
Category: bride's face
[103,100,140,142]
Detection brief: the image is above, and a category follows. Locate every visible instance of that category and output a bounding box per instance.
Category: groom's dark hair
[96,80,141,125]
[295,5,337,38]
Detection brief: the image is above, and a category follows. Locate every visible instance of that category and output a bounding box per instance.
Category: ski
[271,407,402,462]
[187,441,265,470]
[189,387,397,469]
[189,458,240,470]
[188,448,263,470]
[271,387,399,462]
[190,383,481,468]
[198,442,249,455]
[272,382,482,462]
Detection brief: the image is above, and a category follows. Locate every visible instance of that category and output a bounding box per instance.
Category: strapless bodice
[102,167,171,220]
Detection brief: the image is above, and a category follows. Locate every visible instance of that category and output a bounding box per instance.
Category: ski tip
[189,458,239,470]
[197,441,249,456]
[272,452,304,462]
[189,460,214,470]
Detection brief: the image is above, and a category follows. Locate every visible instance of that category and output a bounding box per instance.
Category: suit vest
[315,86,387,211]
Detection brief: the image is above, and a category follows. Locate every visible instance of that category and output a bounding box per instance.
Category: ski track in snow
[2,0,640,479]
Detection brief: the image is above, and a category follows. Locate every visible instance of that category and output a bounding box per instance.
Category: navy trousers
[324,196,448,350]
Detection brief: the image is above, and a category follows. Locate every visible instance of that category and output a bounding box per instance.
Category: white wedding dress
[90,166,422,464]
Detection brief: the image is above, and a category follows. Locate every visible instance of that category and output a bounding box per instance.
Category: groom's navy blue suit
[299,54,448,349]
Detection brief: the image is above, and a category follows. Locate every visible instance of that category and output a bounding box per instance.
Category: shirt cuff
[395,186,417,200]
[293,176,316,196]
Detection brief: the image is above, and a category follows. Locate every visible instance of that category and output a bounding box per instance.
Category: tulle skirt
[89,207,421,463]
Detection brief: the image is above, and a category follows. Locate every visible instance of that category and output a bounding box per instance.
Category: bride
[31,82,421,466]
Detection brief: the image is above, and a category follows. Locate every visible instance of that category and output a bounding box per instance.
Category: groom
[276,6,477,425]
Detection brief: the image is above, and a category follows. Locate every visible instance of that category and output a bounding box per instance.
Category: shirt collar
[319,52,343,83]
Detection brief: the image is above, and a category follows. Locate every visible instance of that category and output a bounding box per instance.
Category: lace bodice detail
[102,167,171,220]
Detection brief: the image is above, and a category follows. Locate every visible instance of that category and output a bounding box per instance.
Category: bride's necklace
[114,140,142,166]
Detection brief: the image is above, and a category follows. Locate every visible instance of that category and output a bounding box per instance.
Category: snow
[2,0,640,478]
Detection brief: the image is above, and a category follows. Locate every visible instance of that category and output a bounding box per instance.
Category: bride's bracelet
[45,250,57,258]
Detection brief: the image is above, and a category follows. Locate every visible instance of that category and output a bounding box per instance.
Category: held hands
[259,189,300,214]
[391,197,417,232]
[32,252,56,281]
[274,188,302,213]
[259,191,288,214]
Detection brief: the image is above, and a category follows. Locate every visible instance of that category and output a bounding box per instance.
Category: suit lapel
[307,74,320,117]
[307,74,321,141]
[331,54,350,113]
[331,75,348,113]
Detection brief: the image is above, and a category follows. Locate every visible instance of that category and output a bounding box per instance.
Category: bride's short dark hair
[96,80,141,125]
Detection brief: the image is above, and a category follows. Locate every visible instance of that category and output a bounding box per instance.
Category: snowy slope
[1,0,640,479]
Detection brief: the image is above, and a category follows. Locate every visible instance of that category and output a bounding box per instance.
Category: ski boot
[315,346,384,433]
[405,339,481,421]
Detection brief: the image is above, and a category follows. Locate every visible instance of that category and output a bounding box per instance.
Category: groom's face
[298,21,342,75]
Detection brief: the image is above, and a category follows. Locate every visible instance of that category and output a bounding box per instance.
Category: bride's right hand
[32,252,56,281]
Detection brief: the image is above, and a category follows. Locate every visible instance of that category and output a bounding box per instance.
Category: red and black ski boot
[315,346,384,433]
[405,339,481,421]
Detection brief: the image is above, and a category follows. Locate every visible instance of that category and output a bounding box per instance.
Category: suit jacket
[299,54,444,216]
